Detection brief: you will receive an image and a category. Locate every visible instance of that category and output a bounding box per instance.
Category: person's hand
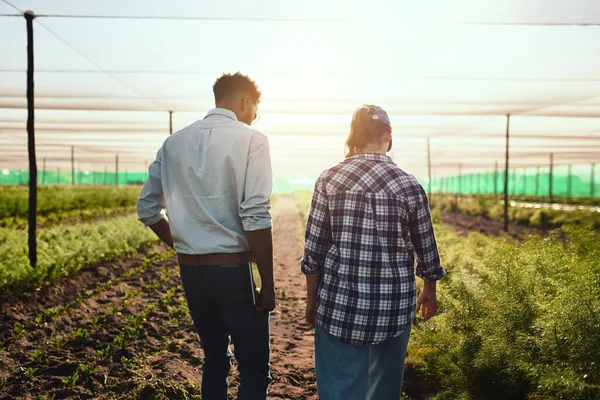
[305,300,317,328]
[255,285,276,313]
[416,289,438,321]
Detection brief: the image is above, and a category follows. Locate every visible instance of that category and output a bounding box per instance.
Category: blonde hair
[345,106,389,158]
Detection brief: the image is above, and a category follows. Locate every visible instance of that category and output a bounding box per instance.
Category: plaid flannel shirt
[301,153,446,346]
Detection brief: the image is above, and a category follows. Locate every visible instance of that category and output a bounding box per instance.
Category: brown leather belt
[177,252,252,266]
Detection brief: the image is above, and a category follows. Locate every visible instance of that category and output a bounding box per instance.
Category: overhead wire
[28,14,600,26]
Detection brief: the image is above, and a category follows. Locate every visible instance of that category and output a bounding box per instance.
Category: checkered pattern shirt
[301,153,446,346]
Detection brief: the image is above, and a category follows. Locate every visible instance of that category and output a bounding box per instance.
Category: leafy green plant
[30,349,45,362]
[62,370,79,390]
[124,314,145,329]
[22,367,38,378]
[50,336,67,350]
[13,321,24,338]
[88,316,102,331]
[112,332,127,349]
[74,328,90,341]
[77,363,97,377]
[120,356,142,371]
[124,289,140,299]
[107,305,118,315]
[33,314,45,328]
[123,326,139,339]
[96,345,110,361]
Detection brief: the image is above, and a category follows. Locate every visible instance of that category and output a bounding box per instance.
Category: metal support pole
[115,154,119,186]
[458,164,462,194]
[56,166,59,184]
[169,111,173,135]
[549,153,554,203]
[523,167,527,196]
[494,160,498,198]
[503,114,510,232]
[25,10,37,268]
[592,163,596,198]
[426,138,432,195]
[567,164,572,199]
[104,165,108,185]
[42,157,46,184]
[536,165,540,198]
[469,174,473,195]
[71,146,75,185]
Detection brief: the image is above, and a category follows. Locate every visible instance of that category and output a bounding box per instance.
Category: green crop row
[0,186,141,221]
[292,190,600,399]
[407,225,600,399]
[0,213,158,294]
[430,194,600,230]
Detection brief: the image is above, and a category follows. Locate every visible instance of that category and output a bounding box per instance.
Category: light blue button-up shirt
[137,108,273,255]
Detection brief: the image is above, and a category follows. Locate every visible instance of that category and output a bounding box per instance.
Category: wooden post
[494,160,498,198]
[567,164,572,199]
[523,167,527,197]
[592,163,596,198]
[25,10,37,268]
[458,164,462,194]
[503,114,510,232]
[536,165,540,199]
[169,111,173,135]
[71,145,75,185]
[115,154,119,186]
[549,153,554,203]
[427,137,432,195]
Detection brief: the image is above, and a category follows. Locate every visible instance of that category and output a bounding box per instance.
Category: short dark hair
[213,72,261,104]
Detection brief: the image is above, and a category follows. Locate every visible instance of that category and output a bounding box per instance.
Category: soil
[0,196,317,399]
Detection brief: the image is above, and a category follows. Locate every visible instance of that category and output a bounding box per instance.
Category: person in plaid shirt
[301,105,446,400]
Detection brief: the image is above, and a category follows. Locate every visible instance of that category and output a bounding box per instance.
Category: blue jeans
[315,324,412,400]
[179,264,270,400]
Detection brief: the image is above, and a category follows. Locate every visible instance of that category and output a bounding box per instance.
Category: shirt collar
[204,108,238,121]
[349,152,395,164]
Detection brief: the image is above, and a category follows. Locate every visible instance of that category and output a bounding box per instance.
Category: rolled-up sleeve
[137,148,166,227]
[410,185,446,281]
[301,177,331,276]
[239,133,273,231]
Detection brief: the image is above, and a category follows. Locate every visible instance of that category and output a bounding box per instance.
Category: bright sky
[1,0,600,181]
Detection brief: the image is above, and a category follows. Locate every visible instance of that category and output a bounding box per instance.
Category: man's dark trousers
[179,264,270,400]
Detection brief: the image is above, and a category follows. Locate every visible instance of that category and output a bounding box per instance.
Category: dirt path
[0,196,317,399]
[268,196,317,399]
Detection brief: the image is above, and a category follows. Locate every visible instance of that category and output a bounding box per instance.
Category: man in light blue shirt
[137,72,274,399]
